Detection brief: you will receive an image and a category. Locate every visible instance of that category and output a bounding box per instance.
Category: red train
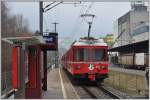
[61,37,109,82]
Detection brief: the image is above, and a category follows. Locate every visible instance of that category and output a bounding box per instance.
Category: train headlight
[97,66,101,70]
[101,66,106,69]
[76,66,81,69]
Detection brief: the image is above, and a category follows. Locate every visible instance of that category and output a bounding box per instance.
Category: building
[109,2,149,70]
[113,2,149,48]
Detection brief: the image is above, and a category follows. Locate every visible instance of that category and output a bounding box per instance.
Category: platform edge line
[59,68,67,99]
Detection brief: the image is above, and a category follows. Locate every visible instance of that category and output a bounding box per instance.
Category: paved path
[60,68,80,99]
[42,68,79,99]
[42,68,63,99]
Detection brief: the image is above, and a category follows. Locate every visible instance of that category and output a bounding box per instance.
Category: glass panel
[93,49,106,61]
[83,49,89,61]
[132,25,149,36]
[76,48,90,61]
[76,49,84,61]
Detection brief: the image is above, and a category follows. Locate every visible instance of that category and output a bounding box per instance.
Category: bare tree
[1,2,10,37]
[1,2,32,38]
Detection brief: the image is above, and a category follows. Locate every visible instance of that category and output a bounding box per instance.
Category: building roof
[109,40,148,53]
[2,36,58,51]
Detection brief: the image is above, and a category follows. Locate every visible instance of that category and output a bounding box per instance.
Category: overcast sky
[8,2,132,48]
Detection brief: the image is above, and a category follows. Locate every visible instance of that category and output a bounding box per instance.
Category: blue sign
[43,32,58,44]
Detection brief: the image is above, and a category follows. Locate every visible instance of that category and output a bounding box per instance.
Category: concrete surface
[42,68,63,99]
[42,68,79,99]
[109,64,145,76]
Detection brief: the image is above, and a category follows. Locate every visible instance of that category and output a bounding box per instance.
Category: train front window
[75,48,90,61]
[93,49,106,61]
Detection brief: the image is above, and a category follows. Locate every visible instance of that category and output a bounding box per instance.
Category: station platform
[109,64,145,76]
[42,68,79,99]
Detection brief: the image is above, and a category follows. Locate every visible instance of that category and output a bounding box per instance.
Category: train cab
[61,37,109,81]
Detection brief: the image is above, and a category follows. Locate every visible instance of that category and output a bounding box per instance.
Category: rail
[79,85,120,99]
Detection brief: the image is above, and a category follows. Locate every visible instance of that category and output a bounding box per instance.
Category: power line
[43,1,56,10]
[52,22,59,32]
[59,2,95,46]
[70,2,86,38]
[73,2,95,39]
[85,2,95,14]
[82,2,95,23]
[44,1,63,13]
[60,2,86,44]
[60,2,95,45]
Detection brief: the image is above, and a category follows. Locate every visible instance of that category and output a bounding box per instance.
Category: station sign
[43,32,58,44]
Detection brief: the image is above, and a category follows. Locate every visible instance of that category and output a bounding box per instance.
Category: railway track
[75,85,120,99]
[63,68,121,99]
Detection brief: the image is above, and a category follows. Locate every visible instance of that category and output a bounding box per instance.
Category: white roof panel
[73,39,107,46]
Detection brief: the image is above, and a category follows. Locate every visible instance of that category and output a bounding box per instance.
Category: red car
[61,37,109,82]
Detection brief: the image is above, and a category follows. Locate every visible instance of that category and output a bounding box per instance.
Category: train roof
[72,37,107,46]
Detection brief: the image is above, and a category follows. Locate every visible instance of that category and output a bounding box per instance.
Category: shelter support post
[42,51,47,91]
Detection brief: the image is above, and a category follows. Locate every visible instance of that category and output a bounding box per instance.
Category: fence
[104,70,149,96]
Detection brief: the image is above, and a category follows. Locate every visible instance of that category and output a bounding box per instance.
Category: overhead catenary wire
[70,2,86,37]
[72,2,95,39]
[60,2,95,48]
[43,2,61,33]
[43,1,56,10]
[60,2,95,47]
[85,2,95,14]
[44,1,63,13]
[59,2,86,44]
[70,2,90,38]
[83,2,95,23]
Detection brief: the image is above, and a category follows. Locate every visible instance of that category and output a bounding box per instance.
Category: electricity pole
[52,22,59,67]
[39,1,81,91]
[39,1,43,35]
[52,22,59,32]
